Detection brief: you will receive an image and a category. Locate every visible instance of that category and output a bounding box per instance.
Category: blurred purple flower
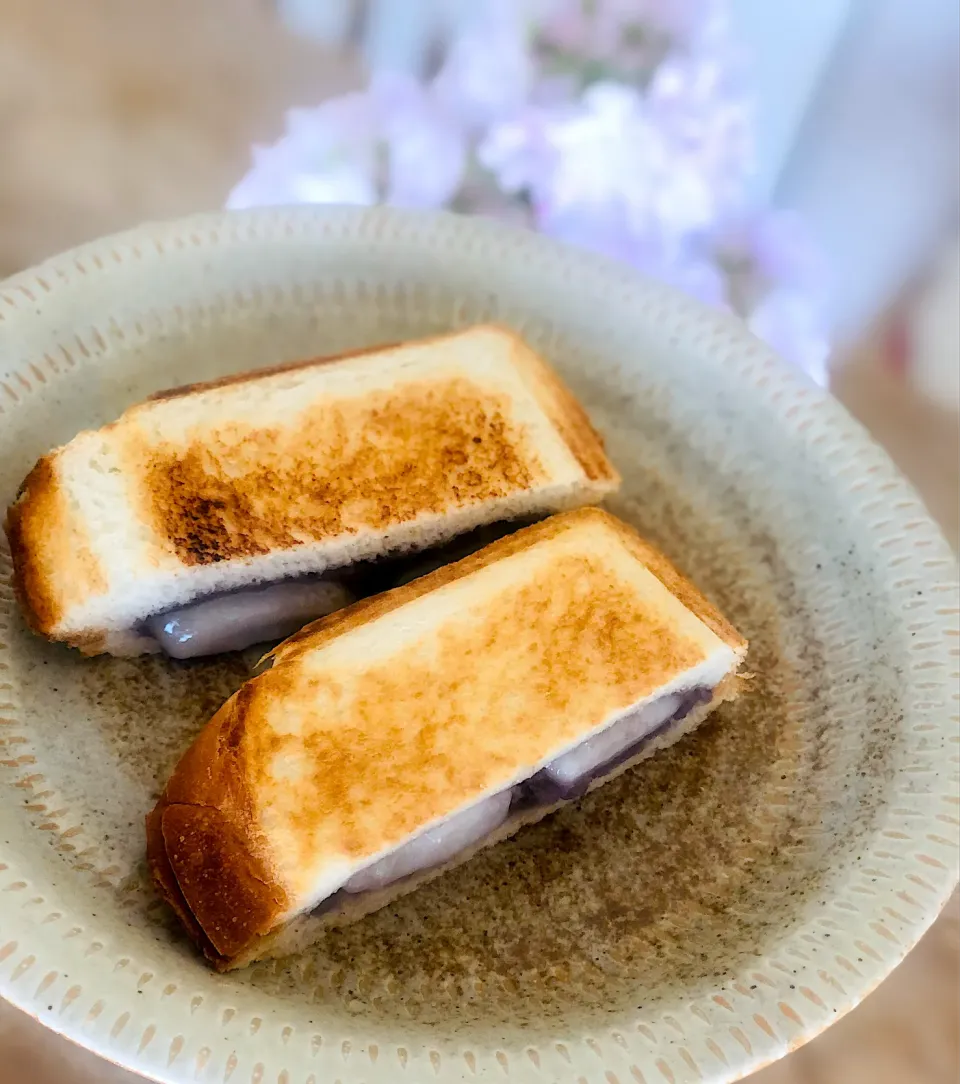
[655,254,729,307]
[228,76,466,212]
[432,0,534,129]
[371,74,467,208]
[645,27,753,217]
[541,0,722,66]
[476,105,556,195]
[227,0,829,385]
[536,199,648,265]
[540,0,638,62]
[481,79,733,242]
[227,94,379,209]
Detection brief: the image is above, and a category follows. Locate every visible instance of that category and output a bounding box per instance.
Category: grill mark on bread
[135,378,542,565]
[245,549,706,878]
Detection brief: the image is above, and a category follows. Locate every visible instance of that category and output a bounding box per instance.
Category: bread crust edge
[146,686,290,963]
[4,455,109,649]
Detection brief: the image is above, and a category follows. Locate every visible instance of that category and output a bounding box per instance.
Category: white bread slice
[146,508,747,970]
[4,326,619,655]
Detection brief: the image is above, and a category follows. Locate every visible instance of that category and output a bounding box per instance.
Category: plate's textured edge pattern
[0,206,956,1084]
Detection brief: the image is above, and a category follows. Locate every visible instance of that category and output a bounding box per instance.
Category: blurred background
[0,1,956,1081]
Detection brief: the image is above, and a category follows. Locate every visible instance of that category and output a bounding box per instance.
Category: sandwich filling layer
[143,519,540,658]
[146,579,354,659]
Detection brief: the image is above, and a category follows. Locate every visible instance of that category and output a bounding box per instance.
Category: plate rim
[0,204,957,1084]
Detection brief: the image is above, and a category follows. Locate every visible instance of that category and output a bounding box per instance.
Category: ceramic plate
[0,207,957,1084]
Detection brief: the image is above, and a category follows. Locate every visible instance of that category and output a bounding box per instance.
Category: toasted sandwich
[4,326,619,657]
[146,508,747,970]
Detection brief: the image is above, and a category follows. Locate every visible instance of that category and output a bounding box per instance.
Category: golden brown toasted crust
[140,323,615,502]
[130,327,617,568]
[129,376,544,566]
[145,804,211,952]
[146,690,289,965]
[243,548,709,879]
[3,456,107,639]
[150,508,746,968]
[269,507,744,665]
[148,327,619,489]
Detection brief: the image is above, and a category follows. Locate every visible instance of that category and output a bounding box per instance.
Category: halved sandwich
[146,508,747,970]
[4,326,618,657]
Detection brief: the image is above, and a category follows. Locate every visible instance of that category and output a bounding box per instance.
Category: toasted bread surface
[147,508,747,967]
[219,672,743,970]
[130,376,543,566]
[5,326,619,652]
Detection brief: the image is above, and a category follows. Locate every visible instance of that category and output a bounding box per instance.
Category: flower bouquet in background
[232,0,829,386]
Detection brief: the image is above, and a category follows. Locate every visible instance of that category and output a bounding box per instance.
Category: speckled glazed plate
[0,207,957,1084]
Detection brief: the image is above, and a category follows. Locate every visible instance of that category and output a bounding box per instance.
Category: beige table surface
[1,2,957,1080]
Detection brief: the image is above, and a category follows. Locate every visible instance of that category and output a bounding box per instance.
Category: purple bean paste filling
[139,516,543,655]
[514,685,714,806]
